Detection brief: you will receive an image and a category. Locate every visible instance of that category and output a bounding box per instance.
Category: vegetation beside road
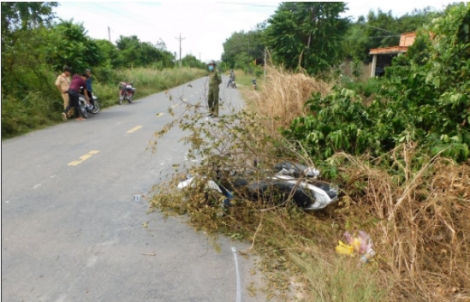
[150,3,469,301]
[1,67,206,139]
[1,2,207,138]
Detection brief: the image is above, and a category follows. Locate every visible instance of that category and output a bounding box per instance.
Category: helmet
[208,60,216,65]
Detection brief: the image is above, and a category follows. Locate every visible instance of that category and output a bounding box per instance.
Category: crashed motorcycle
[78,86,100,118]
[119,82,136,104]
[177,161,339,211]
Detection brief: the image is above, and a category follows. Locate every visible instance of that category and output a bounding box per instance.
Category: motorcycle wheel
[127,94,133,104]
[91,99,100,114]
[119,94,124,105]
[79,102,88,118]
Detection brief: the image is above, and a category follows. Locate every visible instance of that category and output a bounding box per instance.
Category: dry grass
[150,65,470,301]
[240,67,470,300]
[333,145,470,301]
[243,66,332,137]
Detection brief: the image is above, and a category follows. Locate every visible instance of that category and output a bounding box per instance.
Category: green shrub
[284,3,470,163]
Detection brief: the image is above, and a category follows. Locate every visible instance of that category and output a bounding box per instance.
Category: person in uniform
[207,60,222,117]
[55,66,73,117]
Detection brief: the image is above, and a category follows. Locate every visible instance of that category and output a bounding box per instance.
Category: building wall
[399,32,417,47]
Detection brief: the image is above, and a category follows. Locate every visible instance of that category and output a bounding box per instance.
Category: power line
[347,34,401,38]
[215,1,278,8]
[359,23,400,34]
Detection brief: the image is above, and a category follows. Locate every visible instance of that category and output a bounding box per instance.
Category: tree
[1,2,57,36]
[264,2,349,75]
[95,39,121,68]
[343,8,443,62]
[222,23,266,69]
[1,3,58,100]
[116,35,175,68]
[155,38,167,51]
[181,54,206,69]
[44,20,104,72]
[286,3,470,161]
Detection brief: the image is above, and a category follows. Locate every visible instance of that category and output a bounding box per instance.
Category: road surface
[2,76,265,302]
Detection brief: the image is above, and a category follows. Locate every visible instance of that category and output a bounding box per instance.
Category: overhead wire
[359,23,400,34]
[215,2,278,8]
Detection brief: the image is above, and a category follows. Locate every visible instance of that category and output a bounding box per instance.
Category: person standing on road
[55,66,73,118]
[207,60,222,117]
[62,73,90,122]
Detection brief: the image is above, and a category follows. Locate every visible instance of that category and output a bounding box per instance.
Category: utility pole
[108,26,111,42]
[175,33,185,68]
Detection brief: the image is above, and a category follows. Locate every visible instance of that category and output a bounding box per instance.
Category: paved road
[2,76,264,302]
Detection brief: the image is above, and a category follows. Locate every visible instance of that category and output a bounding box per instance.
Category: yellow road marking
[156,113,164,117]
[127,125,143,133]
[68,150,100,166]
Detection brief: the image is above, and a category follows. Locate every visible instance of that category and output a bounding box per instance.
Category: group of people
[55,67,94,122]
[56,61,225,121]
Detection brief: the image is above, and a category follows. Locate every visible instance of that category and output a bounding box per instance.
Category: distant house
[369,32,417,77]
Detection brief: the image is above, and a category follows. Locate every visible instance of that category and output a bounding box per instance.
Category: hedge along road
[1,75,264,302]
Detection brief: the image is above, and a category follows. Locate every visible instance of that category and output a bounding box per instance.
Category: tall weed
[243,66,332,137]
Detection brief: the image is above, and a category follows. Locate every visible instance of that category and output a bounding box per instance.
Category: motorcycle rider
[227,69,235,88]
[207,60,222,117]
[62,73,90,122]
[85,68,94,109]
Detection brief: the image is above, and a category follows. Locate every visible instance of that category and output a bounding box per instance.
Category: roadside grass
[226,69,265,91]
[242,66,332,136]
[1,67,206,139]
[289,249,389,302]
[149,65,469,301]
[1,91,59,138]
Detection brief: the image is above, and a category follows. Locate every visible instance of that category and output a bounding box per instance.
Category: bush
[284,4,470,163]
[93,65,119,85]
[340,77,382,98]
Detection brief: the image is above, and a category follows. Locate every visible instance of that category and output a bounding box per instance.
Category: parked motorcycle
[78,86,100,118]
[119,82,136,105]
[177,161,339,211]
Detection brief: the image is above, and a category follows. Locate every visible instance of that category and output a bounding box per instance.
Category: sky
[52,1,454,63]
